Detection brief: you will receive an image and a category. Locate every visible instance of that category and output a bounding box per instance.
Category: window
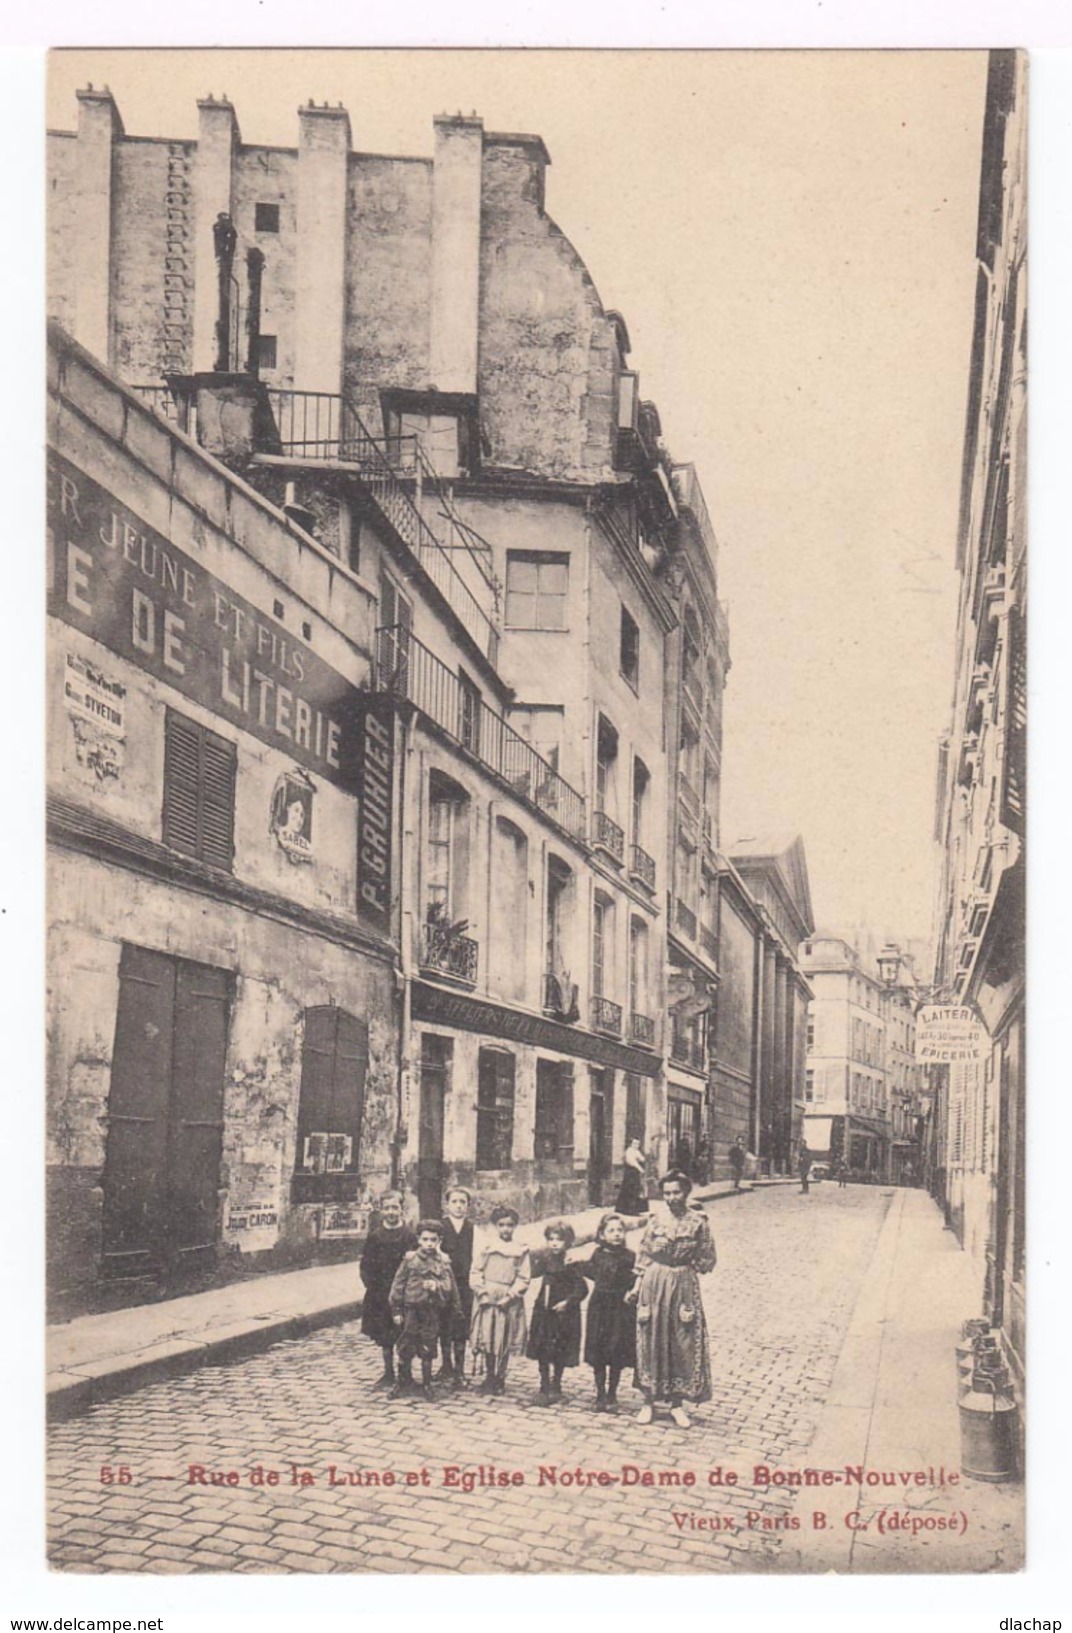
[544,855,575,1013]
[476,1049,515,1170]
[805,1069,814,1102]
[595,716,619,817]
[682,607,702,704]
[255,202,280,233]
[425,773,470,925]
[491,817,528,1004]
[293,1006,369,1202]
[458,670,481,756]
[618,369,639,431]
[620,606,640,690]
[534,1060,575,1166]
[256,334,278,372]
[383,407,464,478]
[379,572,413,689]
[162,708,236,870]
[505,552,569,630]
[807,1015,815,1051]
[632,759,649,845]
[592,894,613,999]
[629,917,649,1016]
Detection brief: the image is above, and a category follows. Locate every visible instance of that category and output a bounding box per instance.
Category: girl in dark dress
[582,1211,638,1412]
[359,1190,417,1388]
[438,1186,475,1386]
[526,1221,588,1405]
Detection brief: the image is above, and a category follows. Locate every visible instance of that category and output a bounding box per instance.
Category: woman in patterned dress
[626,1170,716,1428]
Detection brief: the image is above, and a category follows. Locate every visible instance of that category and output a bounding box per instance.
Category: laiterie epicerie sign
[915,1005,985,1063]
[48,451,394,930]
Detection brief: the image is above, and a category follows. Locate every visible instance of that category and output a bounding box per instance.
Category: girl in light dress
[469,1205,531,1396]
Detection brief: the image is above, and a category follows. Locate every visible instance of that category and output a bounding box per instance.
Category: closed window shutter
[199,726,236,868]
[163,711,204,858]
[163,709,236,869]
[330,1009,369,1170]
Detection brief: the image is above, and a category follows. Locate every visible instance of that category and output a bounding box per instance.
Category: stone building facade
[47,325,401,1312]
[725,837,814,1176]
[932,49,1026,1400]
[46,91,746,1263]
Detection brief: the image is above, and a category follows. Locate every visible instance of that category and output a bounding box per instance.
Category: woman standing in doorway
[627,1170,716,1428]
[614,1136,649,1216]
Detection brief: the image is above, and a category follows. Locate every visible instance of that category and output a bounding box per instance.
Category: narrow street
[48,1185,892,1574]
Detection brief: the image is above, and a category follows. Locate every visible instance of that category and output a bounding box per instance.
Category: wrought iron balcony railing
[629,843,656,892]
[133,381,500,666]
[590,995,623,1038]
[420,924,479,986]
[592,809,625,863]
[631,1011,655,1047]
[377,627,587,843]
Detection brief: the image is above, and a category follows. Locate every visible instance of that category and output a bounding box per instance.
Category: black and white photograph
[39,44,1030,1579]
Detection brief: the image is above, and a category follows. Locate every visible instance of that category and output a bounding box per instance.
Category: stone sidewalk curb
[46,1181,756,1421]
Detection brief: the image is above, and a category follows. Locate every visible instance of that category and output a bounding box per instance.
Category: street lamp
[877,945,902,987]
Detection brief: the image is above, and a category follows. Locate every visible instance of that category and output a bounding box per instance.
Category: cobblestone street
[48,1185,892,1575]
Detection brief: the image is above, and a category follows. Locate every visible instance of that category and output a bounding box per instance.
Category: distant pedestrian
[799,1143,813,1194]
[469,1206,531,1396]
[728,1135,747,1191]
[388,1219,463,1400]
[628,1170,716,1429]
[694,1138,711,1185]
[527,1221,588,1405]
[581,1211,637,1413]
[359,1191,417,1389]
[836,1157,849,1189]
[673,1136,693,1179]
[615,1136,649,1215]
[437,1186,475,1386]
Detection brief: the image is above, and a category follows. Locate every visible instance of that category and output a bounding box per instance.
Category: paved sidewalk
[780,1186,1024,1573]
[47,1179,754,1416]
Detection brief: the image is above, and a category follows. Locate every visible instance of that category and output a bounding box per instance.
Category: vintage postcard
[43,47,1026,1575]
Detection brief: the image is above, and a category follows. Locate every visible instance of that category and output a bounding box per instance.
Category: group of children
[359,1186,637,1409]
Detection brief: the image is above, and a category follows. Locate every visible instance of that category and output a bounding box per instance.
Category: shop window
[534,1060,575,1166]
[476,1049,516,1171]
[162,708,236,871]
[292,1006,369,1202]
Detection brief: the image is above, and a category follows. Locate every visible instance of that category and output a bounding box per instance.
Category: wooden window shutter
[163,708,236,869]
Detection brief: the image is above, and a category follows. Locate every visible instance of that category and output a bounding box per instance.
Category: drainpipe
[393,707,417,1194]
[212,211,238,372]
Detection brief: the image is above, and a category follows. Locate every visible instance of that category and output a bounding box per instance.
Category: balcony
[137,381,502,666]
[420,923,478,987]
[631,1011,656,1048]
[590,995,623,1038]
[592,809,625,864]
[630,843,656,892]
[377,627,587,843]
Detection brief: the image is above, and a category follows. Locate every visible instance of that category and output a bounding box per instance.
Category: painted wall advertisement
[48,451,394,928]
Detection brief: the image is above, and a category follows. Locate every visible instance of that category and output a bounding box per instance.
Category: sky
[47,49,990,949]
